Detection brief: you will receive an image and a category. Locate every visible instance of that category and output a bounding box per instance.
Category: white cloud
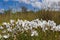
[3,0,42,9]
[4,0,60,11]
[12,8,22,13]
[13,0,42,9]
[12,0,31,4]
[20,0,31,4]
[42,0,60,10]
[3,0,60,11]
[0,9,4,13]
[44,0,60,2]
[31,2,42,9]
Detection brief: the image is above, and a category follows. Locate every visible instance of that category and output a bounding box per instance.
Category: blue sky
[0,0,60,13]
[0,0,42,12]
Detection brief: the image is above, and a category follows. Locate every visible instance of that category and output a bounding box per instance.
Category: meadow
[0,10,60,40]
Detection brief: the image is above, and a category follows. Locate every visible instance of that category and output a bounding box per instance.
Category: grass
[0,10,60,40]
[1,28,60,40]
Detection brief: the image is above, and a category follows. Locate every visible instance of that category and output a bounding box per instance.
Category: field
[0,10,60,40]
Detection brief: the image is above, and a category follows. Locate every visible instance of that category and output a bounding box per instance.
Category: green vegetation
[0,9,60,24]
[0,9,60,40]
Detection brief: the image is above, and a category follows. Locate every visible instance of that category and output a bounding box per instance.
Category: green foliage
[0,9,60,40]
[1,28,60,40]
[0,9,60,25]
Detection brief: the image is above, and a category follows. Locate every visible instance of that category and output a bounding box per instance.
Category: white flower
[51,26,56,31]
[7,28,12,32]
[31,30,38,36]
[47,20,56,27]
[0,26,4,29]
[3,34,10,39]
[1,18,60,36]
[10,19,15,24]
[55,25,60,31]
[2,30,6,33]
[2,22,7,25]
[5,23,10,28]
[22,22,25,27]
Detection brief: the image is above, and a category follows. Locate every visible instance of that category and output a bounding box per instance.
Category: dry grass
[0,10,60,40]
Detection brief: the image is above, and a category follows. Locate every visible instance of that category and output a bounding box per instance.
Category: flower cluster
[0,19,60,39]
